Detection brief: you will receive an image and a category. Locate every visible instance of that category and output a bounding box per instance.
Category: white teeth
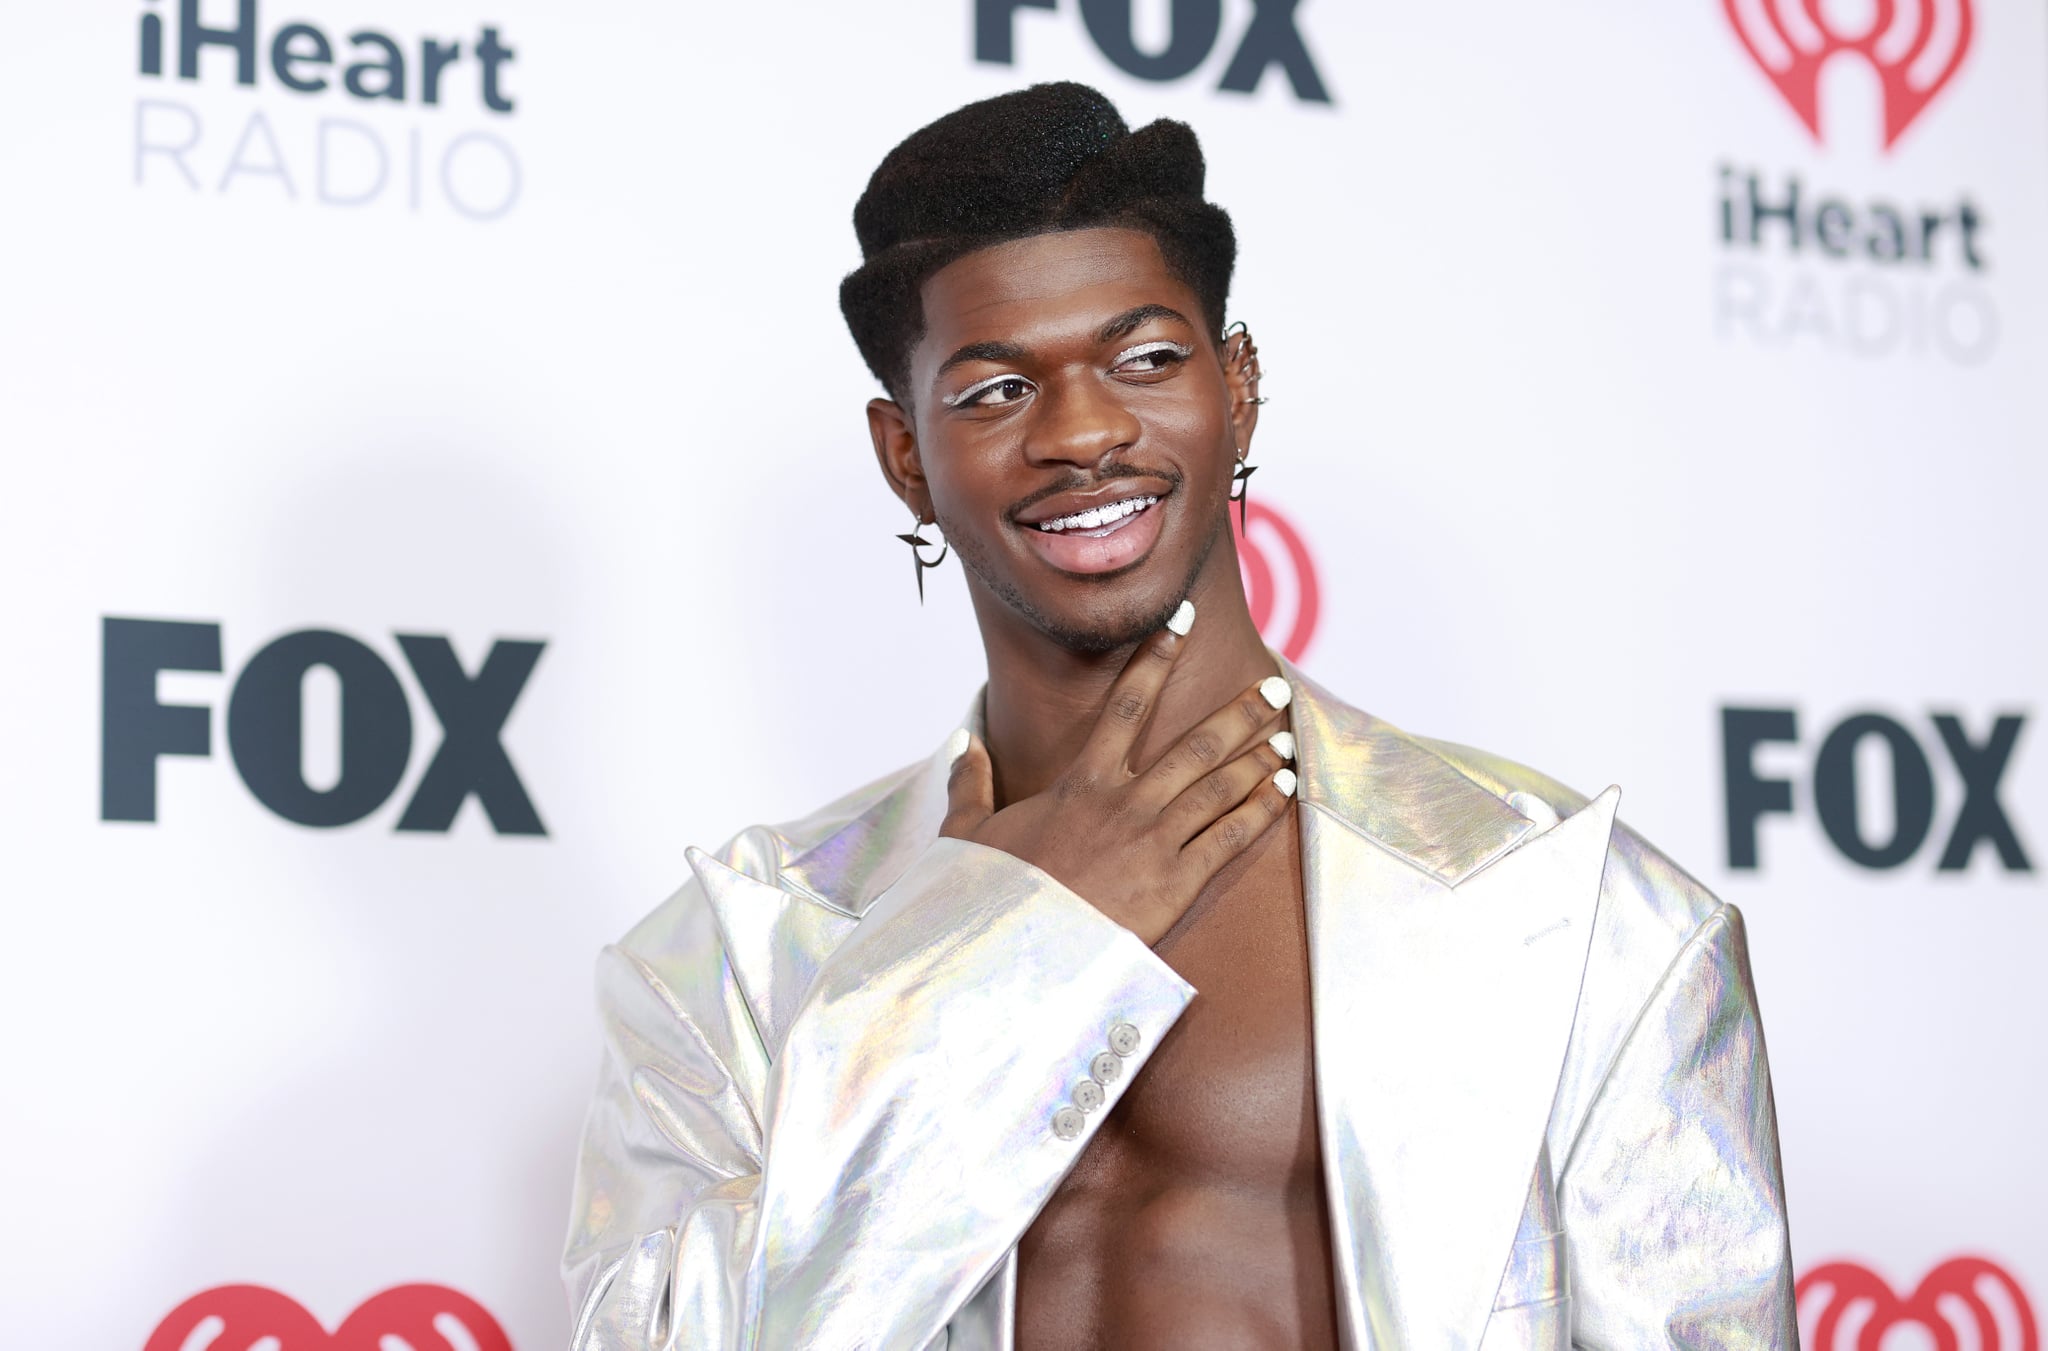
[1035,495,1158,533]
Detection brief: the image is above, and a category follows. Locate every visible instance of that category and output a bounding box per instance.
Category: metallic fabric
[563,666,1797,1349]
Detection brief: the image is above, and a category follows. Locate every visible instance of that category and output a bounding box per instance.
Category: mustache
[1004,461,1184,521]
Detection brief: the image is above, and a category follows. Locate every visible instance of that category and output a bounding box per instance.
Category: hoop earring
[1222,320,1269,406]
[1229,448,1257,532]
[895,510,950,604]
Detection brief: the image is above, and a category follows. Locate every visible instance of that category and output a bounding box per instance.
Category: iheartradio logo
[144,1284,512,1351]
[1798,1256,2039,1351]
[1723,0,1973,148]
[1233,499,1319,663]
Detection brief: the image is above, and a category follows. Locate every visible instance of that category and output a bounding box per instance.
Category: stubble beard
[939,499,1228,657]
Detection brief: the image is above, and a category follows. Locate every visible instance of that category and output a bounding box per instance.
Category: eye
[1112,340,1194,376]
[945,374,1035,409]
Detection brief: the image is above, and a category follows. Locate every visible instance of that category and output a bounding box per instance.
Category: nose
[1021,370,1141,470]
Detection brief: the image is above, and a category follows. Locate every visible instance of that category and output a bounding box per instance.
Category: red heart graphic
[1234,498,1320,663]
[143,1283,513,1351]
[1722,0,1974,149]
[1797,1256,2038,1351]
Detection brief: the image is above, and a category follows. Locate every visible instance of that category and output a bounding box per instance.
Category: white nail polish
[944,727,970,761]
[1268,731,1295,760]
[1259,676,1292,710]
[1274,767,1298,798]
[1166,600,1195,636]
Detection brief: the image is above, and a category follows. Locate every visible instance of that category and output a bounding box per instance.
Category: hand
[939,608,1297,946]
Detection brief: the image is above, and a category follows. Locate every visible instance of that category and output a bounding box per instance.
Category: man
[563,83,1795,1350]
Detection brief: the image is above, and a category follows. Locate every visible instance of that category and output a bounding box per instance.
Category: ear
[1221,327,1263,452]
[868,398,928,518]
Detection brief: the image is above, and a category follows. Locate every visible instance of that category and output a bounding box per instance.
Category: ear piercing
[1221,319,1269,406]
[1230,447,1257,531]
[896,508,950,604]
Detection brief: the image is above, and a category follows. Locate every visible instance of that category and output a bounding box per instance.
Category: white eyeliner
[1112,340,1194,367]
[943,339,1191,406]
[942,373,1030,408]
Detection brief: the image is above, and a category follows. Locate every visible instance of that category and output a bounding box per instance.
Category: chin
[1031,590,1188,656]
[965,531,1220,657]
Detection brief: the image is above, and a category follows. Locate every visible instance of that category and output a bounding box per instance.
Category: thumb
[939,729,995,839]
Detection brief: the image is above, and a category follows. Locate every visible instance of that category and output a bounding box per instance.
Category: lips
[1016,490,1168,575]
[1031,493,1160,535]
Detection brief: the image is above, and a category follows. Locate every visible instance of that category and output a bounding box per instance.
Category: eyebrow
[935,340,1031,380]
[1097,304,1194,345]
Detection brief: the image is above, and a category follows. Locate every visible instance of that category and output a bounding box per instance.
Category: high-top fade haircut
[840,82,1237,404]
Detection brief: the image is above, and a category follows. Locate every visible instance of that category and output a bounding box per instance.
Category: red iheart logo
[1234,498,1320,662]
[1722,0,1973,149]
[144,1284,513,1351]
[1797,1256,2038,1350]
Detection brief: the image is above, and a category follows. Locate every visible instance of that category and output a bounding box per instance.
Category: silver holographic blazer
[563,665,1797,1349]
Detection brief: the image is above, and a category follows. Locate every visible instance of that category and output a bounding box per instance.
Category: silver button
[1072,1079,1105,1113]
[1090,1051,1123,1084]
[1052,1107,1085,1140]
[1108,1023,1141,1057]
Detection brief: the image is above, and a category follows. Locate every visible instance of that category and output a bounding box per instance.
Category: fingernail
[1259,676,1292,710]
[1268,731,1295,760]
[944,727,970,762]
[1166,600,1195,636]
[1274,768,1298,798]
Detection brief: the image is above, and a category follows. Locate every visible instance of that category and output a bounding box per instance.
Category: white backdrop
[1,2,2041,1347]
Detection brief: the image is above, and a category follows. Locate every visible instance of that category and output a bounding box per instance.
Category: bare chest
[1106,819,1321,1177]
[1016,814,1337,1349]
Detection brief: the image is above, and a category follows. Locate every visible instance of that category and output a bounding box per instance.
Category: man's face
[890,228,1241,654]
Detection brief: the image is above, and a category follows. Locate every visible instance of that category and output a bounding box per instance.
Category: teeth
[1035,495,1157,533]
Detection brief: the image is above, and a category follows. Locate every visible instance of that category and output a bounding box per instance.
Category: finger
[1181,766,1297,880]
[1131,673,1293,808]
[1076,599,1196,772]
[938,730,996,839]
[1160,734,1294,846]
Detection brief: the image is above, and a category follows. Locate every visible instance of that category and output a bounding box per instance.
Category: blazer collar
[778,660,1545,906]
[1280,658,1539,885]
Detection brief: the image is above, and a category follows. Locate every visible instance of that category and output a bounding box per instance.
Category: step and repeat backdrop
[1,1,2041,1347]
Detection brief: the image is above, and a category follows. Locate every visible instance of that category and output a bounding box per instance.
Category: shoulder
[700,755,937,892]
[1403,729,1755,1151]
[618,750,940,955]
[1414,730,1727,945]
[602,753,939,1062]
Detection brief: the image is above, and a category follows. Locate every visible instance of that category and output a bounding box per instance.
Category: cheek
[922,434,1018,517]
[1146,366,1231,437]
[1141,390,1235,479]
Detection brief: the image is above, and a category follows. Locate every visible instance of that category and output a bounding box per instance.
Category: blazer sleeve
[562,836,1196,1351]
[1559,903,1799,1350]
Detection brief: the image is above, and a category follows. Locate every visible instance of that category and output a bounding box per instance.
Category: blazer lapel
[703,726,961,1059]
[1289,671,1616,1351]
[693,846,860,1059]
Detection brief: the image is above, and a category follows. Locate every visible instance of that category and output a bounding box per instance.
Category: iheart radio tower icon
[1723,0,1973,149]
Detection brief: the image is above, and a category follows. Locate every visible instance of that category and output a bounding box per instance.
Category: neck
[974,543,1279,808]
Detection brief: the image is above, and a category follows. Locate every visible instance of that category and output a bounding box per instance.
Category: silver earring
[1229,448,1256,531]
[1223,321,1269,405]
[895,510,949,604]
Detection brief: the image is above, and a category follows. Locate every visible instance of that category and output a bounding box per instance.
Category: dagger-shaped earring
[895,509,950,604]
[1229,448,1256,532]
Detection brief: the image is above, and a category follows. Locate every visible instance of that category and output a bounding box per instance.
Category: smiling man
[562,84,1796,1350]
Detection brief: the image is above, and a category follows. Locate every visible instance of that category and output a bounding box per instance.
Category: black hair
[839,82,1237,402]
